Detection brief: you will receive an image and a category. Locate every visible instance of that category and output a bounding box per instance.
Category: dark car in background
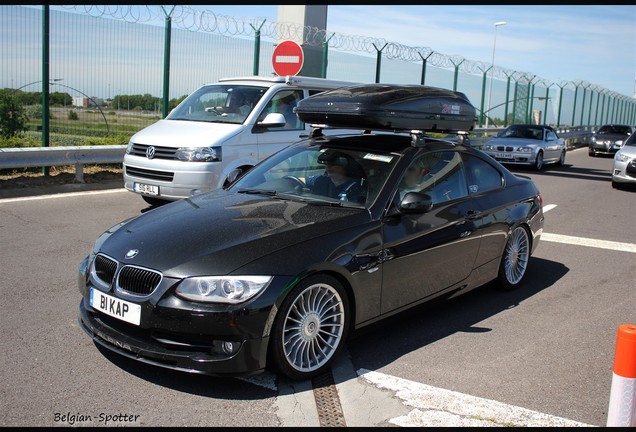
[481,124,567,170]
[77,84,544,381]
[589,124,635,157]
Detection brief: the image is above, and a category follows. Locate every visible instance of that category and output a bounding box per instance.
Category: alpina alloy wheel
[269,274,349,381]
[498,225,530,290]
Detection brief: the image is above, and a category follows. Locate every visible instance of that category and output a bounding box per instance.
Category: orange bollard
[606,324,636,427]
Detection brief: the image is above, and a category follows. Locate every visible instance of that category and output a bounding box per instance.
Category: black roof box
[294,84,476,133]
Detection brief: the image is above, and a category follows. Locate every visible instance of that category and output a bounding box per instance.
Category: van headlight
[175,276,272,304]
[175,146,221,162]
[126,141,134,154]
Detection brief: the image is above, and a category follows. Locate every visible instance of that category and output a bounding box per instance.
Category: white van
[123,75,359,206]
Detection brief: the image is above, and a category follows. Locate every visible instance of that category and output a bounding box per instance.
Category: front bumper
[78,300,270,376]
[482,151,537,166]
[612,159,636,184]
[76,256,285,377]
[589,142,621,155]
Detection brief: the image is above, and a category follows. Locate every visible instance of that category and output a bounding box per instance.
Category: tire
[141,195,169,207]
[497,225,531,291]
[534,151,544,170]
[557,150,566,167]
[612,181,621,189]
[268,274,350,381]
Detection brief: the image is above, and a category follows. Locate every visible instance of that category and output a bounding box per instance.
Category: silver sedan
[612,131,636,189]
[481,124,567,170]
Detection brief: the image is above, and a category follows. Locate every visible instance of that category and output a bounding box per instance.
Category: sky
[176,4,636,98]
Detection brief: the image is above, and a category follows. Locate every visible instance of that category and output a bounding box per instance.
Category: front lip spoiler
[77,301,266,377]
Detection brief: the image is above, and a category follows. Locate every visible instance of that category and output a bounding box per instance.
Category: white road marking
[358,369,595,427]
[543,203,557,212]
[541,232,636,253]
[0,188,127,203]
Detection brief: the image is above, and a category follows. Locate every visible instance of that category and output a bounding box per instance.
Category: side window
[462,154,503,194]
[546,130,557,141]
[398,151,468,204]
[259,89,303,130]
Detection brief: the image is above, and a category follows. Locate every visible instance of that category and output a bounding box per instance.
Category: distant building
[72,96,104,108]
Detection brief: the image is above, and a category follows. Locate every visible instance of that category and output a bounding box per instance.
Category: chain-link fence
[1,5,634,147]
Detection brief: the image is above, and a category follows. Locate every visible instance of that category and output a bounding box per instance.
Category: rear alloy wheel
[557,150,566,166]
[269,274,349,381]
[497,225,530,290]
[534,151,544,170]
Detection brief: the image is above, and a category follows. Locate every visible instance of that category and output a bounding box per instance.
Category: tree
[0,89,29,138]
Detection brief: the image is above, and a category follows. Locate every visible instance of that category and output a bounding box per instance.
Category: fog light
[222,341,235,354]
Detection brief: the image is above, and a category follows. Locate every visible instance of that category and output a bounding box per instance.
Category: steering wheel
[282,175,306,190]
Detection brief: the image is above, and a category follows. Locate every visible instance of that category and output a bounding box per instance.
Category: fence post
[606,324,636,426]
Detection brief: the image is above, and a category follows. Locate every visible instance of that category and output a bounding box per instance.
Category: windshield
[597,125,632,136]
[167,84,267,124]
[499,125,544,140]
[229,143,399,209]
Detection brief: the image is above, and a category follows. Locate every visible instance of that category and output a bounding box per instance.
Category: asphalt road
[0,146,634,427]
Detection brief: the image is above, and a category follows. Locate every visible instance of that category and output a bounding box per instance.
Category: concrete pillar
[277,5,327,77]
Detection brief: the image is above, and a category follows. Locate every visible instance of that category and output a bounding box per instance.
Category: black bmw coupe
[78,85,544,381]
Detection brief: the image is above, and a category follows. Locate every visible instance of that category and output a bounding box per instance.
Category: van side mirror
[257,113,286,128]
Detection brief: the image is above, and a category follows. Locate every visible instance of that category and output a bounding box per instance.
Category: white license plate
[133,182,159,195]
[90,288,141,326]
[495,152,513,159]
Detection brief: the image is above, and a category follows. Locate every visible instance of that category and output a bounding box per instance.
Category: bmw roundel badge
[125,249,139,259]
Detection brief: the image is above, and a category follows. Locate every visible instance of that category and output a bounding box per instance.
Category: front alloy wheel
[269,274,349,381]
[534,151,544,170]
[498,225,530,290]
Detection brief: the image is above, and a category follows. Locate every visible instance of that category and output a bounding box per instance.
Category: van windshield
[167,84,268,124]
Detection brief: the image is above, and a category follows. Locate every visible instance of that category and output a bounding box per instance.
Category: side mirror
[257,112,286,128]
[399,192,434,213]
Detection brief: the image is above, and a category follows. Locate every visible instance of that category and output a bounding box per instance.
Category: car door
[543,128,563,161]
[253,88,308,160]
[379,150,483,314]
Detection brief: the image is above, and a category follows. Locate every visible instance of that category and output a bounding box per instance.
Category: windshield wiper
[237,189,277,196]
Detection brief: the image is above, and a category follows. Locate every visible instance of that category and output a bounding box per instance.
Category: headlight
[126,141,134,154]
[515,146,533,153]
[175,275,272,304]
[615,140,624,146]
[175,146,221,162]
[615,152,630,162]
[483,144,495,151]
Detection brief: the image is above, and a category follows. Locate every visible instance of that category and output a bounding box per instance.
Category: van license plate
[134,182,159,195]
[90,288,141,326]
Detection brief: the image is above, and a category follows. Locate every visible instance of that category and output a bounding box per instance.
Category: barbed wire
[58,5,624,98]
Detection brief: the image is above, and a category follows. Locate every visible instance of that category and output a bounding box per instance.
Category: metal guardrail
[0,126,594,183]
[0,145,126,182]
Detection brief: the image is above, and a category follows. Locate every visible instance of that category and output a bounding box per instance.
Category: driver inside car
[305,150,366,203]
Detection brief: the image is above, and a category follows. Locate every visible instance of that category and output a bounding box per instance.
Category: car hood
[98,190,366,277]
[130,119,242,147]
[594,133,629,141]
[489,137,541,147]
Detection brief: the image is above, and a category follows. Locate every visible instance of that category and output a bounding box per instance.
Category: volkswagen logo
[146,146,156,159]
[125,249,139,259]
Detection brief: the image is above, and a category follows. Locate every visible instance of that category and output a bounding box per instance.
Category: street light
[485,21,507,129]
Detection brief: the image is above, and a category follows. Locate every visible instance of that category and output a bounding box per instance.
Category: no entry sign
[272,40,304,76]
